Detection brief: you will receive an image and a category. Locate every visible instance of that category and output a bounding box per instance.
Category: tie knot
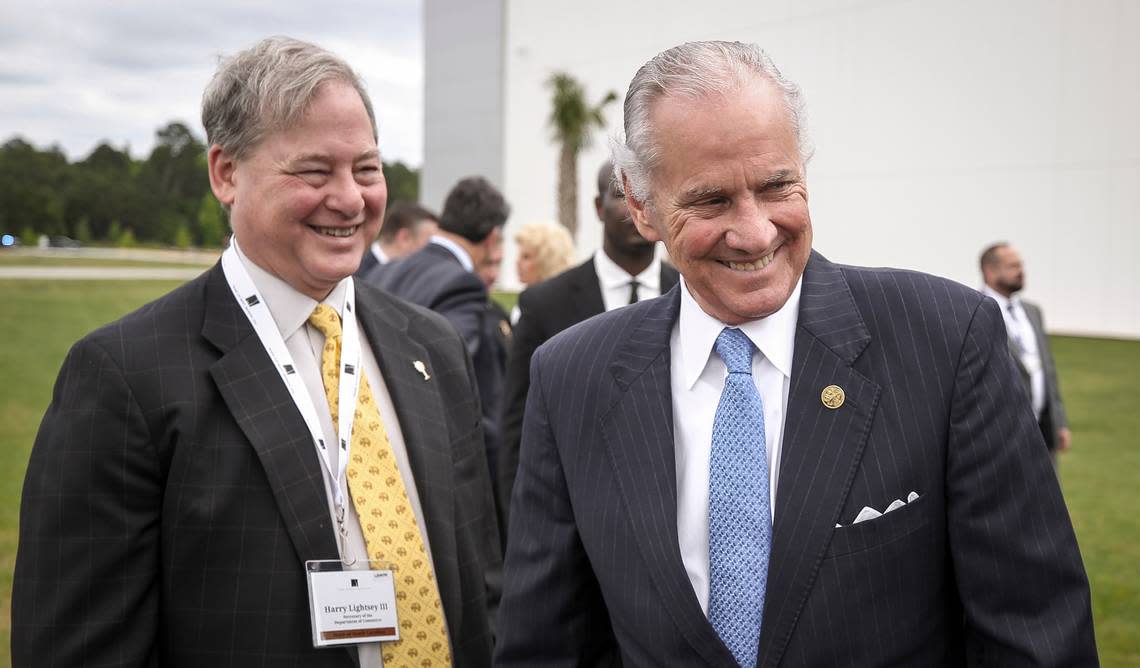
[714,327,755,374]
[308,304,343,339]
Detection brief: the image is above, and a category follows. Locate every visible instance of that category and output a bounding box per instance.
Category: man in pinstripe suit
[496,41,1096,667]
[14,37,499,667]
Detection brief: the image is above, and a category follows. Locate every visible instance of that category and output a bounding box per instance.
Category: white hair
[611,41,812,203]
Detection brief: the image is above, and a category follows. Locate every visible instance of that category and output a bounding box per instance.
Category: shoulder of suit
[413,248,477,283]
[355,279,460,338]
[538,293,658,360]
[373,249,483,305]
[1019,299,1043,314]
[825,261,994,342]
[832,261,982,307]
[88,265,214,344]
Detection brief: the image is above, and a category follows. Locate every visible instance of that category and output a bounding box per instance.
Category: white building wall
[494,0,1140,338]
[422,0,505,210]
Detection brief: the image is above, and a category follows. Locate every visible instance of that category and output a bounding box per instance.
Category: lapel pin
[413,360,431,381]
[821,384,845,409]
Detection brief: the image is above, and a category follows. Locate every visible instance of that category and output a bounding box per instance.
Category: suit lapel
[202,264,340,566]
[1023,302,1049,357]
[570,258,606,323]
[757,253,882,667]
[353,286,462,629]
[602,287,739,667]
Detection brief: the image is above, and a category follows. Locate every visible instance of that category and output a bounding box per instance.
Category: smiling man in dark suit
[13,37,498,667]
[498,160,679,519]
[496,41,1096,667]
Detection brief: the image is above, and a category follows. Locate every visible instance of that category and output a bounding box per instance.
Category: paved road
[0,247,217,280]
[0,266,208,280]
[7,246,220,265]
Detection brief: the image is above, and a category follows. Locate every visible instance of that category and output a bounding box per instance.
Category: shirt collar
[981,284,1019,310]
[370,241,388,265]
[234,240,348,340]
[594,248,662,291]
[429,235,474,272]
[677,274,802,390]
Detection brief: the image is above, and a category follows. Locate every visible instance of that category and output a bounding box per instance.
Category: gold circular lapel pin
[821,385,845,409]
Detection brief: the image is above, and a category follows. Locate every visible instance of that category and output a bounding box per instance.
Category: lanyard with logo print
[220,238,362,560]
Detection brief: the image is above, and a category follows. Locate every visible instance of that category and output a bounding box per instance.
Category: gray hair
[611,41,812,203]
[201,36,377,160]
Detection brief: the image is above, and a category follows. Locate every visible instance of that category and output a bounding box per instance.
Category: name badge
[306,560,400,647]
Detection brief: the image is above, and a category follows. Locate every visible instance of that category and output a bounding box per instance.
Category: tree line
[0,122,420,248]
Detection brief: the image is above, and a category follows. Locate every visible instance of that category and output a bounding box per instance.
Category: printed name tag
[306,560,399,647]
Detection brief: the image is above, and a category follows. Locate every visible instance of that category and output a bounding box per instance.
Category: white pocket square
[884,499,906,513]
[847,491,920,525]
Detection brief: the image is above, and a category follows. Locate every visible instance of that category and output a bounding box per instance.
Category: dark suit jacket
[354,246,382,278]
[13,263,500,667]
[366,242,506,514]
[496,252,1096,667]
[498,257,679,518]
[1009,300,1069,450]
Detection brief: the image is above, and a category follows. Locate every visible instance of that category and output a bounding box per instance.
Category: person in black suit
[354,201,438,277]
[498,160,679,518]
[13,37,499,667]
[365,176,510,519]
[476,233,513,386]
[980,242,1072,456]
[496,40,1096,666]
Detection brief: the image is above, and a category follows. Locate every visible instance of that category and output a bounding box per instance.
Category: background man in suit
[477,241,514,482]
[981,242,1072,456]
[476,232,513,377]
[496,41,1095,667]
[355,201,439,277]
[13,37,499,667]
[498,160,679,518]
[366,176,510,522]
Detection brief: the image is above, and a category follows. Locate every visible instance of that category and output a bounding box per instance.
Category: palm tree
[547,72,618,240]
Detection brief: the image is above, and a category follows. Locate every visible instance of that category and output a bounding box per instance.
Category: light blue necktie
[708,327,771,668]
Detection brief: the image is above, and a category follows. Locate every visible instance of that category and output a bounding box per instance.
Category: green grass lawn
[1052,336,1140,666]
[0,281,1136,665]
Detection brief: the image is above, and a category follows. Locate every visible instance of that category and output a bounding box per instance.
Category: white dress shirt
[982,285,1046,418]
[429,235,474,271]
[594,249,663,311]
[235,245,444,666]
[369,241,389,266]
[671,275,801,614]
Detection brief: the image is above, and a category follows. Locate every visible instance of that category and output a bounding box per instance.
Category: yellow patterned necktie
[308,304,452,667]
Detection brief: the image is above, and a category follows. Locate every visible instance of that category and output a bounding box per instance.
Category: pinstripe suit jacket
[495,252,1096,667]
[13,263,500,667]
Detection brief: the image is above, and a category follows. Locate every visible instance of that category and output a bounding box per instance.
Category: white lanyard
[221,240,363,549]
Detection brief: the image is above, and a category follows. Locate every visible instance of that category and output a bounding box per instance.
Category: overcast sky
[0,0,424,165]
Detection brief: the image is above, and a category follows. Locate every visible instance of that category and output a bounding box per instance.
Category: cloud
[0,0,424,164]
